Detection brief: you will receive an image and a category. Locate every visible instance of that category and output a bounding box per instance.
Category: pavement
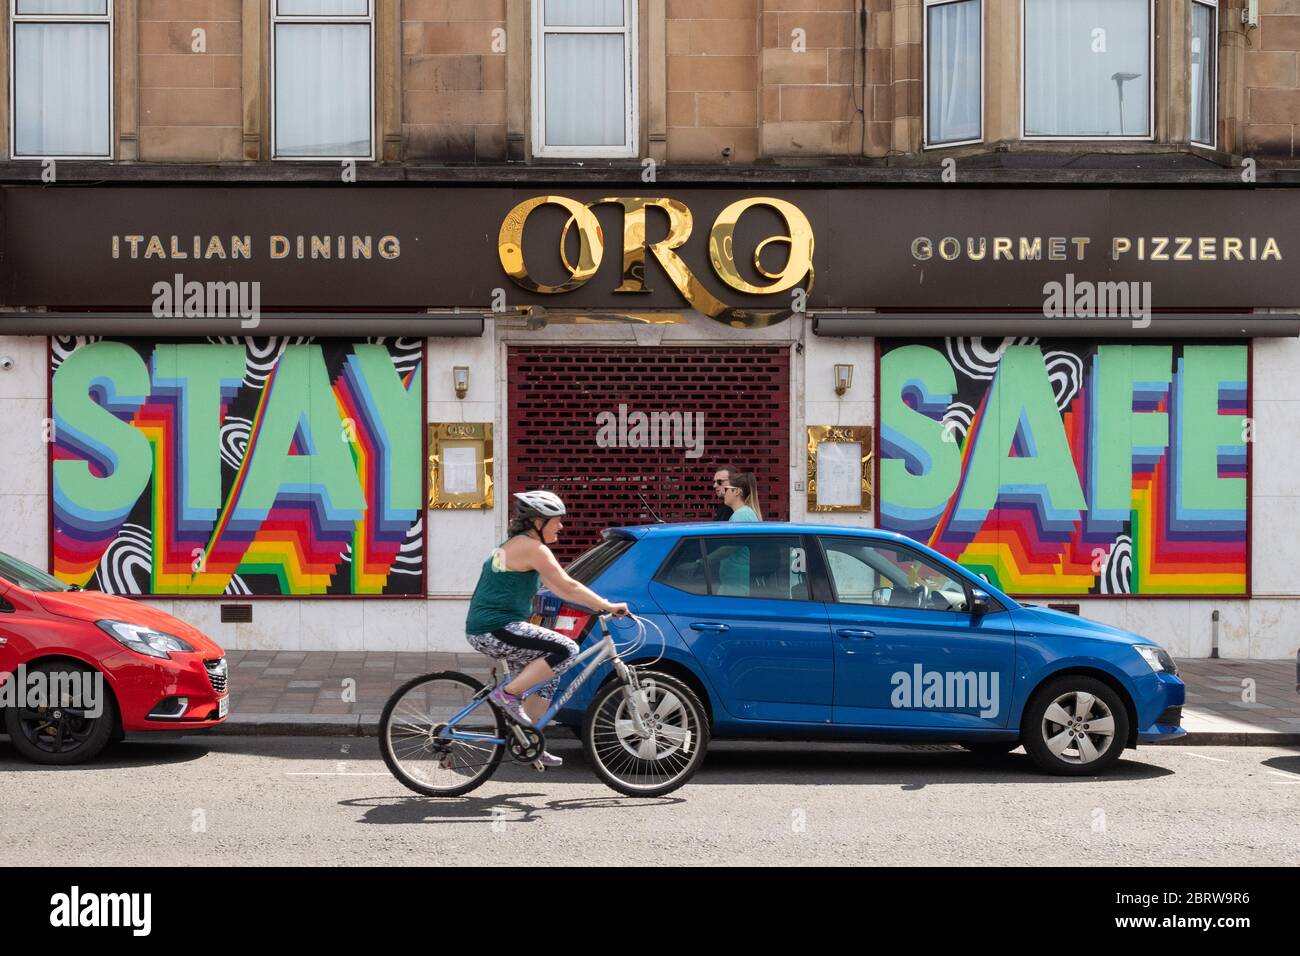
[208,650,1300,745]
[3,735,1298,866]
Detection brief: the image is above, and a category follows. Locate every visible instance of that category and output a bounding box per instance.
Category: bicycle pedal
[531,760,546,772]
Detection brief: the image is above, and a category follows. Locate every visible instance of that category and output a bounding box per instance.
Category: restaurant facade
[0,1,1298,660]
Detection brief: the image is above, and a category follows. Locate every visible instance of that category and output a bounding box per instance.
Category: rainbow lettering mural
[51,337,425,596]
[878,340,1248,596]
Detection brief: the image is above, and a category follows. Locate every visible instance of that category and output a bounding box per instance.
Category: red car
[0,552,228,764]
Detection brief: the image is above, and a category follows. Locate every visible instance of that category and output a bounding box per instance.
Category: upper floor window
[1190,0,1216,147]
[271,0,373,159]
[10,0,112,159]
[924,0,983,148]
[532,0,637,158]
[1022,0,1152,139]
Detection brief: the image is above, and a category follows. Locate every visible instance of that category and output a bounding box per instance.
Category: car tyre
[1022,675,1129,776]
[3,661,117,766]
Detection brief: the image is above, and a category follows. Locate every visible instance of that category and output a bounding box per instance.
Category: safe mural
[51,337,425,596]
[878,340,1248,595]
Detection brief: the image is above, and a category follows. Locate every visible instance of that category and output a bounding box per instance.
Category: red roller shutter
[507,346,791,563]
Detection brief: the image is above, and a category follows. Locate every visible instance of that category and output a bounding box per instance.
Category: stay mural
[51,337,425,596]
[879,340,1248,595]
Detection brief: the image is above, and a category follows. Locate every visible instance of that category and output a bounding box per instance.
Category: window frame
[9,0,114,161]
[815,535,982,615]
[1189,0,1217,149]
[1019,0,1155,142]
[269,0,376,162]
[922,0,984,150]
[531,0,638,159]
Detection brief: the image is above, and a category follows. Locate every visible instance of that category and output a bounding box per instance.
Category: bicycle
[379,612,710,798]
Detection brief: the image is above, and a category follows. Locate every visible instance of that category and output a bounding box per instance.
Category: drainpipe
[1210,609,1220,659]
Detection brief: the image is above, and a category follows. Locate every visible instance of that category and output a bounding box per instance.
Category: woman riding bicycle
[464,490,628,768]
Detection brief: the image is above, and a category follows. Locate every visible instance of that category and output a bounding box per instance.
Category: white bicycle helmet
[512,490,566,517]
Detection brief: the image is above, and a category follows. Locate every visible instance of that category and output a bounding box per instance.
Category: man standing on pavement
[711,465,739,521]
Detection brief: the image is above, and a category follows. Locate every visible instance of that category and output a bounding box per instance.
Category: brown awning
[811,313,1300,338]
[0,312,487,337]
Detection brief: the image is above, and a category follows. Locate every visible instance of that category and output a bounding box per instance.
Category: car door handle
[835,627,876,639]
[689,622,730,633]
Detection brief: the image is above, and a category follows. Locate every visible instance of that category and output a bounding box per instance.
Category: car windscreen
[565,535,636,586]
[0,552,75,592]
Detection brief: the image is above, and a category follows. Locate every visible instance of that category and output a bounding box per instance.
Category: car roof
[609,522,924,547]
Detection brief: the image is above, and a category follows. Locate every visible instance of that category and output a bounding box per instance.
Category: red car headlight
[96,620,196,660]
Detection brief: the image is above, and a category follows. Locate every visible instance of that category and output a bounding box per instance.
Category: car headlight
[1135,644,1178,676]
[97,620,195,660]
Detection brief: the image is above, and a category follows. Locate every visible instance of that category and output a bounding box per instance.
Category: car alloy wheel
[1040,690,1116,765]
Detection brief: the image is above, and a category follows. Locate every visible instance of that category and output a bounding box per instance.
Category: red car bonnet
[34,590,224,657]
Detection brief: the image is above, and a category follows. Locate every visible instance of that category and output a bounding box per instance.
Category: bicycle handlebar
[595,610,666,668]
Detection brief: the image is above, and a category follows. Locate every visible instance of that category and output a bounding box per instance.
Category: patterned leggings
[465,621,580,701]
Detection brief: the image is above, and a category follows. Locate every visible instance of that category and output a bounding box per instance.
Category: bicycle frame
[438,615,650,747]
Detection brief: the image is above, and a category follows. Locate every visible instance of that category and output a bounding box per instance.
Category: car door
[649,533,832,724]
[816,535,1016,730]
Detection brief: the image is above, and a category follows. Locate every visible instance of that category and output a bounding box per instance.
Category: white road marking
[1267,769,1300,780]
[1180,752,1230,763]
[285,771,392,777]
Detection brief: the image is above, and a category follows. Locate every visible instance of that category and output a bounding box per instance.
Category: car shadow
[0,737,210,770]
[339,741,1171,817]
[1261,754,1300,776]
[691,745,1174,784]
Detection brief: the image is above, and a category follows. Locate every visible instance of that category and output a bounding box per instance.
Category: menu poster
[816,441,863,508]
[442,445,479,496]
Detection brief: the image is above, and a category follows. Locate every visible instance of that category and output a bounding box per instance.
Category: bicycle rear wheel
[582,672,710,797]
[380,671,505,797]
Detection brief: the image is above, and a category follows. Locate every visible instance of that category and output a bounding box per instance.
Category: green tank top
[465,539,541,634]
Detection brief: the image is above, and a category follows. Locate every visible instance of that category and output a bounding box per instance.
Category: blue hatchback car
[536,522,1186,776]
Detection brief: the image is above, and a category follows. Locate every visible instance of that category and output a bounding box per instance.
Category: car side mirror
[970,588,991,615]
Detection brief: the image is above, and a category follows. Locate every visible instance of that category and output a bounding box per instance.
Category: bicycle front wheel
[380,671,505,797]
[582,672,710,797]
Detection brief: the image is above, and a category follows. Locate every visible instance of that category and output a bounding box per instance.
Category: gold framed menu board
[807,425,873,512]
[429,423,494,509]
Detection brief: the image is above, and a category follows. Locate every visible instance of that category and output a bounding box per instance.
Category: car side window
[655,539,709,596]
[820,538,969,613]
[703,535,810,601]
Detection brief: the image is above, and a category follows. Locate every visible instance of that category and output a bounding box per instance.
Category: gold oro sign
[498,195,815,328]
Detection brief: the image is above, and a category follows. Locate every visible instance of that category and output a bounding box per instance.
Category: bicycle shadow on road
[339,792,683,826]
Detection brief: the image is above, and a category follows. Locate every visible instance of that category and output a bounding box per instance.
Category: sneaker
[489,686,533,726]
[533,750,563,771]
